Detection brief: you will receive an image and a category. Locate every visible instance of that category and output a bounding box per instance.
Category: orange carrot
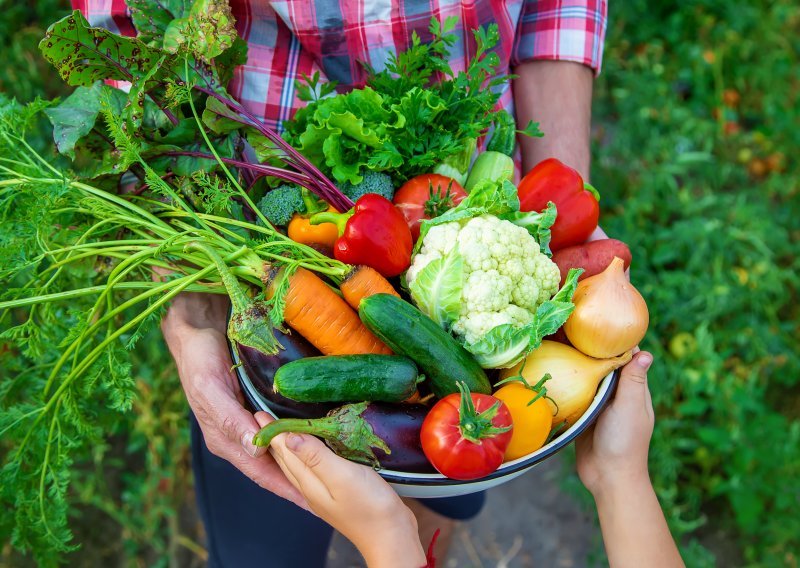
[266,267,392,355]
[340,265,400,311]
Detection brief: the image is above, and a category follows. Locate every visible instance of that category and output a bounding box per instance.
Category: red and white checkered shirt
[73,0,606,132]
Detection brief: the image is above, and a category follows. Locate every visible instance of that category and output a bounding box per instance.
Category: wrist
[591,470,653,505]
[357,510,426,568]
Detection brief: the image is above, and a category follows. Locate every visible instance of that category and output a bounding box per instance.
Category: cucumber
[274,355,420,403]
[359,294,491,398]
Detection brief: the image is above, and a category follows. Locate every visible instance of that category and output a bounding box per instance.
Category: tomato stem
[456,382,511,443]
[423,179,455,218]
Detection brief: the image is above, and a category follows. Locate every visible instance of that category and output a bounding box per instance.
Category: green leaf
[128,0,189,46]
[38,11,164,87]
[153,118,199,145]
[322,134,366,185]
[550,268,582,303]
[409,249,464,329]
[462,179,519,213]
[0,96,54,138]
[523,268,582,344]
[43,83,106,158]
[518,120,544,138]
[464,323,529,369]
[294,71,338,103]
[247,131,287,166]
[325,112,384,148]
[215,36,248,86]
[126,54,169,131]
[163,0,236,62]
[294,123,331,166]
[202,94,246,134]
[499,201,557,255]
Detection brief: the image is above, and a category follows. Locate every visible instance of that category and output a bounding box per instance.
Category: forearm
[512,60,594,180]
[512,60,607,240]
[593,478,684,568]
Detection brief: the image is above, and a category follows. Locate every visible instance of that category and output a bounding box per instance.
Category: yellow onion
[564,256,649,358]
[499,340,632,426]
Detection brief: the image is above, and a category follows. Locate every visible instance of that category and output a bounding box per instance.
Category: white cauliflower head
[406,215,560,345]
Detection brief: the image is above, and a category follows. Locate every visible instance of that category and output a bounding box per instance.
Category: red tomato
[393,174,467,241]
[420,384,513,480]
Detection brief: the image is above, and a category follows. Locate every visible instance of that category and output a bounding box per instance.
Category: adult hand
[263,414,427,568]
[576,351,654,497]
[161,292,307,509]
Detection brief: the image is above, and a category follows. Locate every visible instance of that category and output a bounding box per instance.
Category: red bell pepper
[517,158,600,251]
[310,194,412,277]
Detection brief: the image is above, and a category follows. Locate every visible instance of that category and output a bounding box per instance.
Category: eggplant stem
[252,403,390,468]
[253,417,334,447]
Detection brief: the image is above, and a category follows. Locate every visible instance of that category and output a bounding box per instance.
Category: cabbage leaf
[409,249,464,329]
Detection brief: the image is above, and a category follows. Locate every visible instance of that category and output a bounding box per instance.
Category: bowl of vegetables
[196,17,648,496]
[229,166,648,497]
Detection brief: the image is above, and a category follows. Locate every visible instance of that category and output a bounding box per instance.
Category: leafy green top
[283,17,541,185]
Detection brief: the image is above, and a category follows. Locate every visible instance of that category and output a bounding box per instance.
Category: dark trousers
[190,415,485,567]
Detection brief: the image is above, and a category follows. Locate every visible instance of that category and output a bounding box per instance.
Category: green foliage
[40,11,164,87]
[284,17,509,185]
[580,0,800,564]
[162,0,236,61]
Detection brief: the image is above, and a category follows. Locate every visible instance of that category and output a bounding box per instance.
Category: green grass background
[1,1,798,566]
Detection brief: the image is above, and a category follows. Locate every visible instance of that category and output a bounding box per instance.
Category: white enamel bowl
[230,341,619,499]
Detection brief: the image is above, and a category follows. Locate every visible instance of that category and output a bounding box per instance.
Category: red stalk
[193,86,355,212]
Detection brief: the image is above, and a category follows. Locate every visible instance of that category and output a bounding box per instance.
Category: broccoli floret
[340,171,395,202]
[257,184,304,226]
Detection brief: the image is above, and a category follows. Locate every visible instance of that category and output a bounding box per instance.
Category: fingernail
[241,431,258,456]
[637,352,653,370]
[285,433,304,452]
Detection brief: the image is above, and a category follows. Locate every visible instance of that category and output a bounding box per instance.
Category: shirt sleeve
[71,0,136,37]
[71,1,135,90]
[511,0,608,75]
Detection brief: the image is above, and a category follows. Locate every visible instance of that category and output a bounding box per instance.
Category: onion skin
[564,256,649,358]
[498,341,632,427]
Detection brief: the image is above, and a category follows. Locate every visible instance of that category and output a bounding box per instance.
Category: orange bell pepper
[288,207,339,249]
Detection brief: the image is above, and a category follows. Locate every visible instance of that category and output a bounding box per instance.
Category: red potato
[552,239,632,285]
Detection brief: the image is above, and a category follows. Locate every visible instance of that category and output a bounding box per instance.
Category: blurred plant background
[1,0,797,566]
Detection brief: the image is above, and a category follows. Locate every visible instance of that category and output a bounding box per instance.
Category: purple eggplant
[237,330,334,419]
[252,401,435,473]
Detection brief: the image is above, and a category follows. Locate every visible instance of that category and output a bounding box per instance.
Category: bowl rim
[229,338,620,485]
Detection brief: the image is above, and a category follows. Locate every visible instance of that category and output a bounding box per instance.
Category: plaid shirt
[73,0,606,132]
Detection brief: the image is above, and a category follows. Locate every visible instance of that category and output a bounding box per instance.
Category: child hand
[259,413,427,567]
[575,351,655,497]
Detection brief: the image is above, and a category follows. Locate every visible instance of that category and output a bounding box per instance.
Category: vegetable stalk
[253,402,391,467]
